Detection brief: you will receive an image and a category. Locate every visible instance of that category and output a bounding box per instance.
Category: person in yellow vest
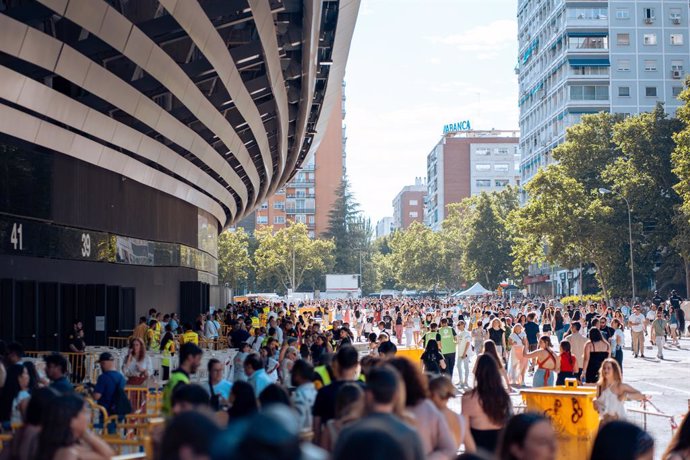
[145,319,160,352]
[179,323,199,345]
[160,325,176,381]
[161,343,203,416]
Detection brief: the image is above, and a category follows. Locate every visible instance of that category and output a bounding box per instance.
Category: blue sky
[344,0,520,224]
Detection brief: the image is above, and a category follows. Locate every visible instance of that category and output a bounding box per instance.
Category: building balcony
[287,181,315,188]
[285,208,316,214]
[286,194,316,199]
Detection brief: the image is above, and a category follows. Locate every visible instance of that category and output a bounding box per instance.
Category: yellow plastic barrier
[521,383,599,460]
[397,348,424,367]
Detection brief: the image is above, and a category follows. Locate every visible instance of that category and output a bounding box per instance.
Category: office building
[376,216,395,238]
[393,178,427,230]
[254,80,346,238]
[0,0,360,348]
[426,130,520,231]
[517,0,687,294]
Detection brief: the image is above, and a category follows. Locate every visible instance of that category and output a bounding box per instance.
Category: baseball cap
[98,352,114,362]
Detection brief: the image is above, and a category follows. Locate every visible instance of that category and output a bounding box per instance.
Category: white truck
[324,274,361,299]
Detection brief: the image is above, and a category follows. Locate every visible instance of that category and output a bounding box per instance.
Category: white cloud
[427,19,518,60]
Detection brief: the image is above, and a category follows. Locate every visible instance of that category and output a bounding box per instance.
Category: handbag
[439,357,447,370]
[127,375,147,386]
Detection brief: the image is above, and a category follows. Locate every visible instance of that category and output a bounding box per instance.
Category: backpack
[107,372,133,417]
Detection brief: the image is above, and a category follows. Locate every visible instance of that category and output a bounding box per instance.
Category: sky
[344,0,521,224]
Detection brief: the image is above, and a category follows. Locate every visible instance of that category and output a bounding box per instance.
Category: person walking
[507,324,527,386]
[564,322,587,381]
[582,328,611,383]
[610,318,625,371]
[438,318,457,379]
[651,310,670,360]
[523,336,558,387]
[628,306,646,358]
[455,320,472,388]
[594,358,648,424]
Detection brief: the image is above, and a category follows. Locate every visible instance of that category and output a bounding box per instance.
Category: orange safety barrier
[109,336,132,348]
[25,350,89,383]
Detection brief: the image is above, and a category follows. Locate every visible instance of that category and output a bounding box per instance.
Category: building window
[671,34,684,45]
[495,148,509,155]
[308,215,315,224]
[276,188,285,195]
[672,60,684,71]
[618,86,630,97]
[494,163,510,172]
[616,33,630,45]
[475,164,491,171]
[643,33,657,45]
[617,59,630,71]
[475,148,490,156]
[670,8,682,23]
[643,8,655,22]
[646,86,657,97]
[274,216,285,224]
[274,201,284,209]
[257,216,268,224]
[409,199,418,206]
[673,86,683,97]
[616,8,630,19]
[644,60,657,71]
[567,8,608,20]
[570,85,609,100]
[568,36,608,50]
[495,179,509,187]
[260,202,268,209]
[476,179,491,187]
[295,215,306,224]
[409,211,418,218]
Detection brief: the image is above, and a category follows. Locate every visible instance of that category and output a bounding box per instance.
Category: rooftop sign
[443,120,471,134]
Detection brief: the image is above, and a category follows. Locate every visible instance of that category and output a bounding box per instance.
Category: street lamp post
[598,188,636,301]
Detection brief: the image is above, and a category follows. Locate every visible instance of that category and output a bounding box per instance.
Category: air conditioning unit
[672,70,683,79]
[672,17,681,24]
[644,17,654,24]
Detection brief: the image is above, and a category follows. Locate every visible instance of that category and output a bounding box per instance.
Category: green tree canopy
[217,228,252,291]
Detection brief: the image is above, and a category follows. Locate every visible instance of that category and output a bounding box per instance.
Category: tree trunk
[685,257,690,299]
[594,263,610,304]
[485,272,491,289]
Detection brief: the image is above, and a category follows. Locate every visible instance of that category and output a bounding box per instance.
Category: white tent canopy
[454,282,493,297]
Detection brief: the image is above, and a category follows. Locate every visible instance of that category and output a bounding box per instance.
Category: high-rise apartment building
[517,0,687,186]
[393,178,427,230]
[517,0,688,294]
[425,131,520,231]
[253,81,346,238]
[376,217,395,238]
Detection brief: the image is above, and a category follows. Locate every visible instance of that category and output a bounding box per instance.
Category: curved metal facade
[0,0,360,230]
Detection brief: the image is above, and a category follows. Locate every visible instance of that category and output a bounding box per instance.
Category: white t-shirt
[646,311,656,322]
[456,330,471,356]
[629,313,645,333]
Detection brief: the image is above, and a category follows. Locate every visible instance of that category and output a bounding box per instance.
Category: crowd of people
[0,293,688,460]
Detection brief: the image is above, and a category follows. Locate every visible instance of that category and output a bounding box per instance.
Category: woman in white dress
[594,358,648,424]
[508,323,527,386]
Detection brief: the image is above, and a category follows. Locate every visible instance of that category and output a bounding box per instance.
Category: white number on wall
[81,233,91,257]
[10,223,23,251]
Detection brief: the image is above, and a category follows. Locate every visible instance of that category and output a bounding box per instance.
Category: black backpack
[106,372,132,417]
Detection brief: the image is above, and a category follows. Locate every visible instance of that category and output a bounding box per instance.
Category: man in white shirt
[455,320,472,387]
[645,305,657,333]
[204,313,220,340]
[628,305,646,358]
[565,322,587,380]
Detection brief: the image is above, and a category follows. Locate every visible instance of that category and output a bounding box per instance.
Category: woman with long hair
[582,327,611,383]
[388,357,456,460]
[35,393,113,460]
[610,318,625,371]
[481,340,511,390]
[664,410,690,459]
[472,321,487,356]
[462,354,513,454]
[429,375,476,453]
[497,413,557,460]
[553,310,565,343]
[420,339,445,375]
[594,358,648,423]
[227,381,258,423]
[523,336,558,387]
[0,387,58,460]
[0,364,31,426]
[591,420,654,460]
[507,324,527,386]
[555,340,578,385]
[122,337,152,386]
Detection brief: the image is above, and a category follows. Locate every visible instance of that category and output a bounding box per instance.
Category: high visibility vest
[162,370,190,416]
[180,330,199,345]
[314,365,332,389]
[439,326,455,354]
[162,340,175,367]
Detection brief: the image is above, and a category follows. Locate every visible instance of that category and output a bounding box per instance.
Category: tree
[217,228,252,291]
[387,222,448,290]
[253,224,335,292]
[324,177,372,274]
[672,86,690,296]
[450,188,518,289]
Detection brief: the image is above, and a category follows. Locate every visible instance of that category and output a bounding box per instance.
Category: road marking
[642,382,690,395]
